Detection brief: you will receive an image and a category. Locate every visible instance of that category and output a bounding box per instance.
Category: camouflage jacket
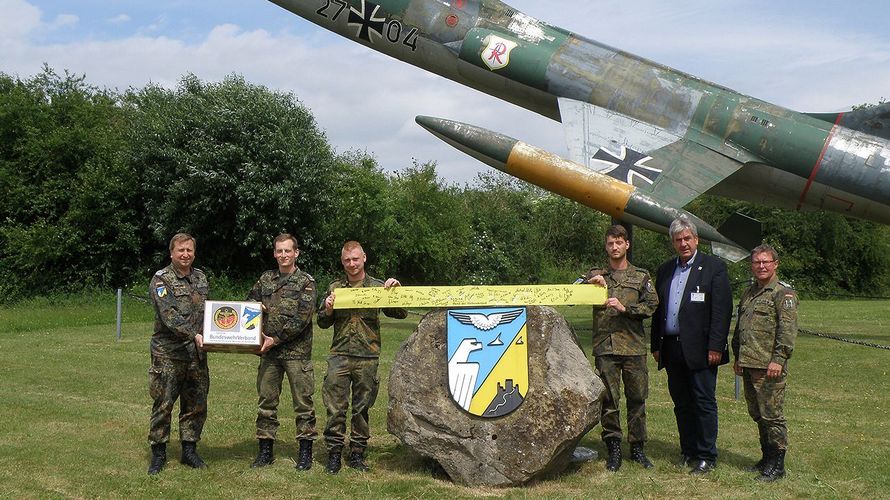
[317,275,408,358]
[732,276,798,369]
[583,264,659,356]
[150,264,209,361]
[247,268,316,360]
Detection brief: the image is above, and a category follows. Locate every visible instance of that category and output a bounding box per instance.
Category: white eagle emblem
[448,309,523,331]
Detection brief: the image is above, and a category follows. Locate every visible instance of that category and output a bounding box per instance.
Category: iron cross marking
[348,0,386,43]
[592,146,663,186]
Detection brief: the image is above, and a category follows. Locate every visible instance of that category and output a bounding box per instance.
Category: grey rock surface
[387,306,604,487]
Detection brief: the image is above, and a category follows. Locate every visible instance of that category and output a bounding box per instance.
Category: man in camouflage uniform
[732,244,798,482]
[147,233,210,475]
[317,240,407,474]
[582,225,659,472]
[247,233,318,470]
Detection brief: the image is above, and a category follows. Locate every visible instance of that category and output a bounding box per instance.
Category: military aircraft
[268,0,890,259]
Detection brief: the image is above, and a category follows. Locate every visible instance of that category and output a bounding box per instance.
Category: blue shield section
[241,306,261,331]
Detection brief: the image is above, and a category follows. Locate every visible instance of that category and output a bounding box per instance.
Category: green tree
[313,151,396,283]
[126,74,338,278]
[687,196,890,297]
[376,162,471,284]
[0,67,139,297]
[460,172,541,284]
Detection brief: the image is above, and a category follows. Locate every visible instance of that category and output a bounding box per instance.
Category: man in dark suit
[651,217,732,474]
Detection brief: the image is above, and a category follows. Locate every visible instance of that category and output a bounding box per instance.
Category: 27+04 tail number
[316,0,419,51]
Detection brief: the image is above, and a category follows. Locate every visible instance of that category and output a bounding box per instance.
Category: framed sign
[202,300,263,353]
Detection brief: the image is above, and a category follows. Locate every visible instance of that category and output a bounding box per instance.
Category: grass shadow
[644,437,756,470]
[373,442,450,480]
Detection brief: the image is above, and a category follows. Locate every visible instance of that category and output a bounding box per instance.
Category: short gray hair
[669,217,698,238]
[751,244,778,261]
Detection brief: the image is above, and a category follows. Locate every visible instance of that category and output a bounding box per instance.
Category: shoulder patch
[783,294,796,310]
[156,284,167,298]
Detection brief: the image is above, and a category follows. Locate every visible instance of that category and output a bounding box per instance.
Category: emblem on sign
[446,307,528,417]
[241,306,261,330]
[481,35,518,71]
[213,306,238,330]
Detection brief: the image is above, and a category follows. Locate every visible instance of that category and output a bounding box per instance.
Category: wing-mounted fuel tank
[416,115,757,262]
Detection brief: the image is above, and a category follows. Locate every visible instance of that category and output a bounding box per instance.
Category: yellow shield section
[468,324,528,417]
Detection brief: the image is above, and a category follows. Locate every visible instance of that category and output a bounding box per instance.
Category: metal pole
[734,374,740,400]
[116,288,123,341]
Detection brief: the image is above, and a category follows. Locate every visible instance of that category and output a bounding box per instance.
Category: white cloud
[48,13,78,29]
[0,0,40,40]
[108,14,131,25]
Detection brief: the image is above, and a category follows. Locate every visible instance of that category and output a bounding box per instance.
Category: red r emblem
[481,35,517,71]
[487,42,508,65]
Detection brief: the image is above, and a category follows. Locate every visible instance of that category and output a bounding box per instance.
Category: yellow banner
[332,284,607,309]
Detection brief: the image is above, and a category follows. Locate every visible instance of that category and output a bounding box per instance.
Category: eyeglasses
[751,260,776,266]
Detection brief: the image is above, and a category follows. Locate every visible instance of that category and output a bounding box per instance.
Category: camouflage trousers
[594,354,649,444]
[322,355,379,453]
[256,357,318,441]
[148,354,209,445]
[743,368,788,450]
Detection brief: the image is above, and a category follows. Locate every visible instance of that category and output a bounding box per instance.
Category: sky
[3,0,889,183]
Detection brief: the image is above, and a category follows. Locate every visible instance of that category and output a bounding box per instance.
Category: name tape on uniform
[332,284,607,309]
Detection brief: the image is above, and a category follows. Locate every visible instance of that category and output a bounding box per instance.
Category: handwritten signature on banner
[332,285,607,309]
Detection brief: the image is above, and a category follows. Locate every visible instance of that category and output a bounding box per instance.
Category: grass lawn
[0,295,887,498]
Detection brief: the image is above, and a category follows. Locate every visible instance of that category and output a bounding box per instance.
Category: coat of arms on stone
[446,307,528,418]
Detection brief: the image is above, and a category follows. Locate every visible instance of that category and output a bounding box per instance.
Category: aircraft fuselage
[271,0,890,224]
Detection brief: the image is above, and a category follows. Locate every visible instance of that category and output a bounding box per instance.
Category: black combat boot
[147,443,167,475]
[295,440,313,471]
[604,438,622,472]
[746,433,768,473]
[251,439,274,468]
[629,443,654,469]
[180,441,207,469]
[348,450,369,472]
[757,450,786,482]
[325,449,342,474]
[745,445,768,473]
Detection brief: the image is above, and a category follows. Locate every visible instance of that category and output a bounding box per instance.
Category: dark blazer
[651,252,732,371]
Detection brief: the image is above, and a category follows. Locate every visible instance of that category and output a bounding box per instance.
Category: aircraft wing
[558,98,745,208]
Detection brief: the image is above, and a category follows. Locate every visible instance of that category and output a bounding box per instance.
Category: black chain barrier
[799,328,890,351]
[124,291,150,303]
